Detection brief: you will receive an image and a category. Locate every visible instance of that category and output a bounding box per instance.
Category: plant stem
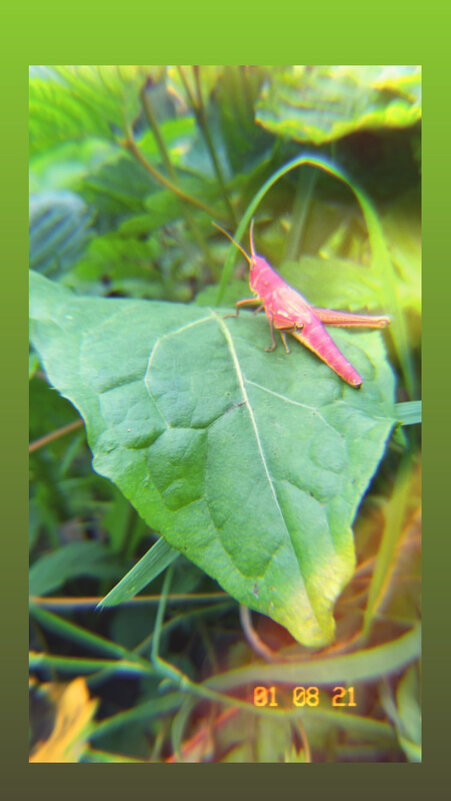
[140,84,219,278]
[177,66,237,227]
[123,127,224,221]
[29,419,83,453]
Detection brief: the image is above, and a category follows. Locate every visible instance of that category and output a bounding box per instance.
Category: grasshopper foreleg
[224,297,261,319]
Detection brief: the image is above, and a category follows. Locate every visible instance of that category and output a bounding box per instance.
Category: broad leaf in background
[256,66,421,144]
[29,541,122,597]
[29,139,118,194]
[30,271,395,647]
[280,256,385,313]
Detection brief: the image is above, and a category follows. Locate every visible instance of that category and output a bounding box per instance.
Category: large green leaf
[256,66,421,145]
[29,271,395,647]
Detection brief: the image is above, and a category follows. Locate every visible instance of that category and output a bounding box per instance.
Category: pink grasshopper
[215,221,390,388]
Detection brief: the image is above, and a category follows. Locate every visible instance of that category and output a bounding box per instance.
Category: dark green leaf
[77,155,152,216]
[29,541,121,596]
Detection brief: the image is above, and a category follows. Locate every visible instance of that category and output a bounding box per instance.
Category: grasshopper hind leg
[264,317,278,352]
[264,321,294,354]
[280,331,290,354]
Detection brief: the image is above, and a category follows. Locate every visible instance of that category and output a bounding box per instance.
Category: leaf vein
[244,379,340,437]
[211,313,286,523]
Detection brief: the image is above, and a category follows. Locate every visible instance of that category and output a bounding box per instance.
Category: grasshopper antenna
[212,221,252,265]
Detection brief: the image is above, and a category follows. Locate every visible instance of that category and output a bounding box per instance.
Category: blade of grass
[30,603,129,659]
[29,651,153,676]
[284,166,318,261]
[83,748,148,763]
[97,537,179,609]
[140,82,219,278]
[204,624,421,690]
[177,65,236,227]
[89,692,185,740]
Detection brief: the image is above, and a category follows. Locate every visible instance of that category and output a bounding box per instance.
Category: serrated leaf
[29,76,113,155]
[29,66,156,155]
[256,66,421,145]
[29,271,395,647]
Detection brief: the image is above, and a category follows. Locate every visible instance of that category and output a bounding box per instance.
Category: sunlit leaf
[256,66,421,144]
[29,66,159,155]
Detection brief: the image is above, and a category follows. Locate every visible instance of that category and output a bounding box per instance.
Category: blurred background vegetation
[29,65,421,763]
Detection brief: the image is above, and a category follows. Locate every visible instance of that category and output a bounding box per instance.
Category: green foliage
[29,65,421,763]
[256,66,421,144]
[29,66,157,154]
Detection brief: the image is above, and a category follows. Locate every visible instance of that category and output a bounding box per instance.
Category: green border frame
[5,0,447,792]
